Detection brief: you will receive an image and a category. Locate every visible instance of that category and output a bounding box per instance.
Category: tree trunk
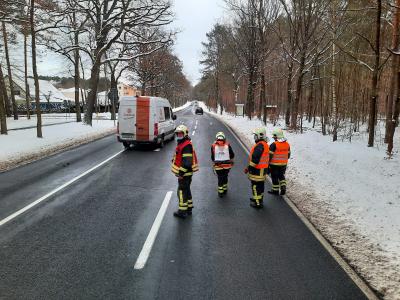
[110,70,117,120]
[73,12,82,122]
[285,63,293,126]
[30,0,42,138]
[0,63,8,134]
[79,55,86,112]
[261,72,267,124]
[24,30,31,119]
[84,59,101,125]
[332,39,338,141]
[246,70,255,120]
[291,51,306,130]
[368,0,382,147]
[387,0,400,155]
[2,22,18,120]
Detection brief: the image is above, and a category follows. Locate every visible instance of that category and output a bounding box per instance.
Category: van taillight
[154,123,159,136]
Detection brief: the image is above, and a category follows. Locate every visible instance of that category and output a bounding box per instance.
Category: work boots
[173,210,187,218]
[280,186,286,195]
[249,198,263,209]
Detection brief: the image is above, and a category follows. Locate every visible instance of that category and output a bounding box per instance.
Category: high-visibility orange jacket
[269,141,290,166]
[247,140,269,181]
[171,137,199,176]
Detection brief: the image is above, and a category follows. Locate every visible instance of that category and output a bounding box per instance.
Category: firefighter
[244,128,269,208]
[211,132,235,197]
[171,125,199,218]
[268,128,290,195]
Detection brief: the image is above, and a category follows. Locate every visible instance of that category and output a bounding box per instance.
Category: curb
[207,111,380,300]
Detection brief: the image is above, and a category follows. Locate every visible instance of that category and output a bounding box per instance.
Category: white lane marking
[0,149,125,227]
[213,115,379,300]
[153,148,161,152]
[134,191,173,270]
[192,130,196,136]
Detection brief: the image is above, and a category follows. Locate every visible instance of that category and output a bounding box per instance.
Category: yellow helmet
[252,127,267,141]
[175,124,189,137]
[216,131,225,140]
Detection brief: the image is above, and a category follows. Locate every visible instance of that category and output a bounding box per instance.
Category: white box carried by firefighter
[117,96,177,148]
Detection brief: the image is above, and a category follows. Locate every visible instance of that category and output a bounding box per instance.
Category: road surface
[0,104,368,299]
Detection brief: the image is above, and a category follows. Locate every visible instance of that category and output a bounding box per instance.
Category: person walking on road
[211,132,235,197]
[268,128,290,195]
[171,125,199,218]
[244,128,270,209]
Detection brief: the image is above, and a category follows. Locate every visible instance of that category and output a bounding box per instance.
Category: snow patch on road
[201,102,400,300]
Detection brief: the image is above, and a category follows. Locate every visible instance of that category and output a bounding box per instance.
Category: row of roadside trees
[194,0,400,155]
[0,0,191,138]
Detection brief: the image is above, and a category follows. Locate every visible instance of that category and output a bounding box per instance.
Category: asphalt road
[0,104,368,299]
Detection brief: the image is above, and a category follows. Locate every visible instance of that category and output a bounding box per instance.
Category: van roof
[119,96,171,106]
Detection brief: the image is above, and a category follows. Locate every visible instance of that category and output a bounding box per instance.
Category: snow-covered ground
[200,102,400,300]
[0,119,117,172]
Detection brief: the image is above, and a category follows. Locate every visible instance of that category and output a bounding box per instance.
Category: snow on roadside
[7,113,114,130]
[173,101,192,113]
[200,102,400,300]
[0,120,116,172]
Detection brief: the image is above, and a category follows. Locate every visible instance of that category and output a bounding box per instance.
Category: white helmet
[252,127,267,141]
[175,124,189,137]
[216,131,226,141]
[272,128,284,139]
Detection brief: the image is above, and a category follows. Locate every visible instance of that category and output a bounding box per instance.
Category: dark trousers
[251,180,265,205]
[177,176,193,212]
[216,169,229,194]
[270,165,287,192]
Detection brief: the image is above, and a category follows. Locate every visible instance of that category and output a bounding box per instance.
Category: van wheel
[122,142,130,149]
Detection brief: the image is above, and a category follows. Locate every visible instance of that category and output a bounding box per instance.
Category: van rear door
[136,97,151,141]
[119,97,136,140]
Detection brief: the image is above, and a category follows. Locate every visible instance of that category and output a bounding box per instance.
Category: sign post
[235,103,245,117]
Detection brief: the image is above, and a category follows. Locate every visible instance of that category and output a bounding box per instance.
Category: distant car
[195,107,203,115]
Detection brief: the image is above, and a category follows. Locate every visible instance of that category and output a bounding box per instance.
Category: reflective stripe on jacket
[171,139,199,176]
[270,141,290,166]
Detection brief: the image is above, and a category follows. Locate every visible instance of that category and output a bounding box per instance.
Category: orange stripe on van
[136,97,150,141]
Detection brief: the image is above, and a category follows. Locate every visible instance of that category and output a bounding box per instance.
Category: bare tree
[1,22,18,119]
[386,0,400,156]
[0,62,8,134]
[63,0,173,125]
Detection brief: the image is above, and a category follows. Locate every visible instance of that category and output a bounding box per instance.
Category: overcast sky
[170,0,225,85]
[33,0,225,85]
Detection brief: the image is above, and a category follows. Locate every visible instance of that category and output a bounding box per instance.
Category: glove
[177,175,184,180]
[244,168,249,174]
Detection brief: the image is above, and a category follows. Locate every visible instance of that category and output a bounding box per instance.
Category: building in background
[117,80,140,97]
[4,75,71,112]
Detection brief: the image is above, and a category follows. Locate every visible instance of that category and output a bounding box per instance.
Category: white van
[117,96,177,148]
